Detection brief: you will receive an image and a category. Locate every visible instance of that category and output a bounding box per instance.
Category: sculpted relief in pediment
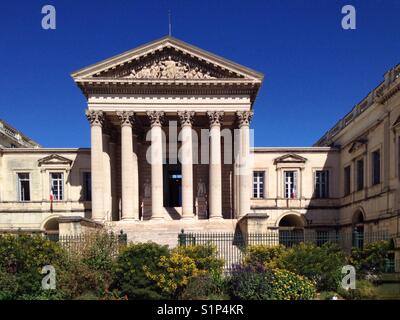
[124,56,216,80]
[93,47,244,80]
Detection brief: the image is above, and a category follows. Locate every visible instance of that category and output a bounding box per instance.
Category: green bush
[228,264,316,300]
[79,230,120,273]
[0,270,18,300]
[349,240,392,278]
[145,252,199,298]
[244,245,286,269]
[229,265,275,300]
[281,242,346,291]
[56,256,110,299]
[180,272,228,300]
[338,280,378,300]
[111,242,170,300]
[0,234,67,299]
[173,244,224,274]
[270,269,316,300]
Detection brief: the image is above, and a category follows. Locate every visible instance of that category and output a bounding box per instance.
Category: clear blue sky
[1,0,399,147]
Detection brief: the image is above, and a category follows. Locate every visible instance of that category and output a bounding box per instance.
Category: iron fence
[178,229,394,272]
[47,230,127,256]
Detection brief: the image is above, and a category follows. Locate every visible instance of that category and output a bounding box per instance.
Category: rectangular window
[284,171,297,199]
[253,171,264,199]
[398,137,400,181]
[50,172,64,201]
[83,172,91,201]
[344,165,351,196]
[372,150,381,185]
[356,159,364,191]
[17,173,30,201]
[315,170,329,198]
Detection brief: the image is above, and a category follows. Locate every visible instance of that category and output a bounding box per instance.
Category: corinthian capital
[178,111,195,127]
[236,111,253,127]
[147,111,165,127]
[85,110,104,126]
[207,111,224,126]
[117,111,135,127]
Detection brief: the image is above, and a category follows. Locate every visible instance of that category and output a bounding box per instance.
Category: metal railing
[47,231,127,256]
[178,229,393,272]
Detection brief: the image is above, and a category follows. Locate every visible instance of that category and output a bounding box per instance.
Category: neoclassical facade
[0,36,399,247]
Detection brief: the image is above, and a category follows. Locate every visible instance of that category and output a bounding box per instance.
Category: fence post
[178,229,186,246]
[118,229,127,245]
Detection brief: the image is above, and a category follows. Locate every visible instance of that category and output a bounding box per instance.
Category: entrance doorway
[163,165,182,207]
[278,214,305,247]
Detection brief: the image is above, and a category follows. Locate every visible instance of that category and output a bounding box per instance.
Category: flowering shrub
[244,245,286,269]
[228,264,275,300]
[111,242,170,299]
[270,269,316,300]
[144,252,198,298]
[281,242,346,291]
[173,244,224,274]
[0,234,67,300]
[228,264,316,300]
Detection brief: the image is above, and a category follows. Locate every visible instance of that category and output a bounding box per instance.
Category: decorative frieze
[207,111,224,126]
[85,110,104,126]
[178,111,195,126]
[116,111,135,127]
[236,111,253,127]
[124,56,216,80]
[147,111,165,127]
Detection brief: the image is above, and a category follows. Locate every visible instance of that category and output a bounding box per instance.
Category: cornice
[315,63,400,146]
[0,148,90,154]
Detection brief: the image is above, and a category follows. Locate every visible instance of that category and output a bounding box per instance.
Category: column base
[150,216,164,221]
[209,216,224,220]
[181,215,195,220]
[121,217,139,222]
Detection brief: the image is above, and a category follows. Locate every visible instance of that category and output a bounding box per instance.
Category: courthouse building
[0,37,399,247]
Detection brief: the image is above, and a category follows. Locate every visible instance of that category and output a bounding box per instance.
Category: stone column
[102,129,112,221]
[117,111,139,220]
[178,111,195,219]
[147,111,165,220]
[86,110,104,221]
[207,111,224,219]
[109,131,118,221]
[236,111,253,218]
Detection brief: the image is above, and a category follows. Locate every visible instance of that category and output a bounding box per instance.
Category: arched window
[278,214,305,247]
[352,210,365,248]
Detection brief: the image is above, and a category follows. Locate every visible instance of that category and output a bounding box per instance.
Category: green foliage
[0,234,67,299]
[173,244,224,274]
[229,265,275,300]
[244,245,286,269]
[270,269,316,300]
[180,272,228,300]
[79,230,120,272]
[145,252,199,298]
[349,240,392,278]
[0,270,18,300]
[338,280,378,300]
[281,242,346,291]
[56,255,110,299]
[228,264,316,300]
[111,242,170,300]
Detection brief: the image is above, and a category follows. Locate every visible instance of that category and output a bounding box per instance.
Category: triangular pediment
[348,138,368,153]
[274,153,307,164]
[38,154,73,166]
[71,36,263,82]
